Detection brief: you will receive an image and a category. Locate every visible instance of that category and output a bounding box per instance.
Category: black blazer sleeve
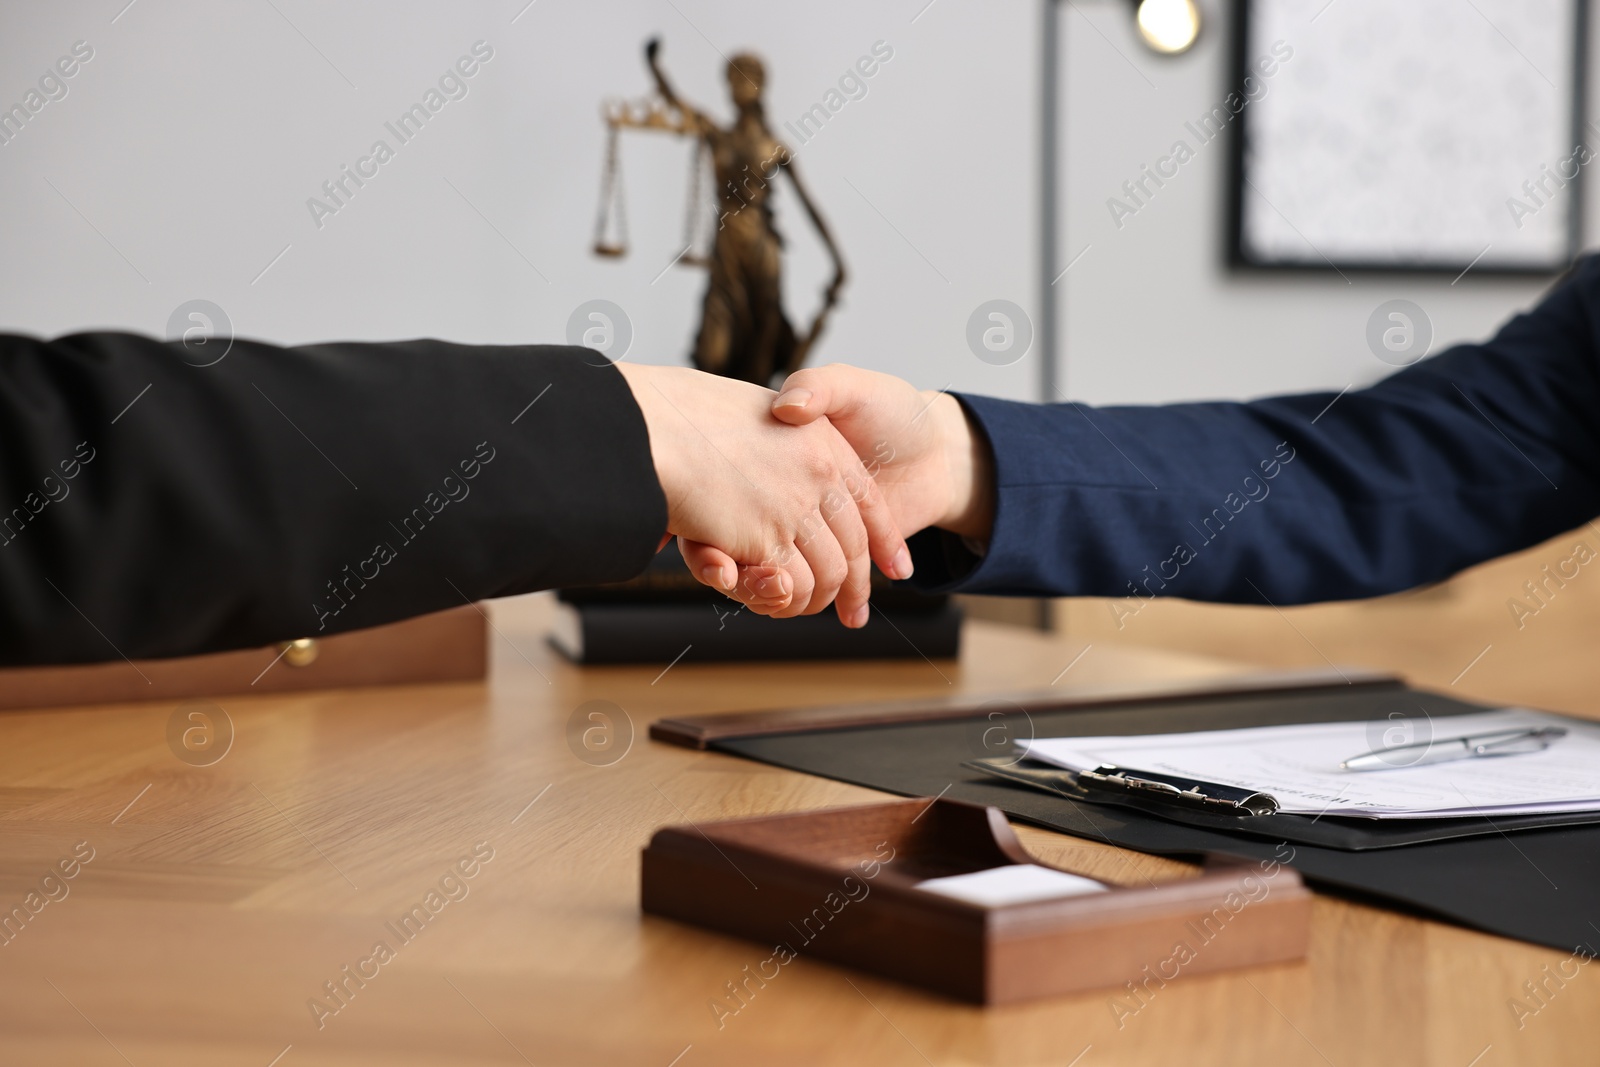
[0,332,667,665]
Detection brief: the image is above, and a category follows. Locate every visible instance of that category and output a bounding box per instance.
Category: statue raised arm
[594,40,847,386]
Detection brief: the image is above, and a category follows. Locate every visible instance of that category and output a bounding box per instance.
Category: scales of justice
[560,40,959,660]
[592,38,846,387]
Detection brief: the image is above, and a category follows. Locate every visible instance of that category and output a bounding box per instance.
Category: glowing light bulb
[1136,0,1202,55]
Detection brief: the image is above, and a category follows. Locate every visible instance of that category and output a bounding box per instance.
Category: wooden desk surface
[0,594,1592,1066]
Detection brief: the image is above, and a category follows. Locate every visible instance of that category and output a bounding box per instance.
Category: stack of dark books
[549,542,962,664]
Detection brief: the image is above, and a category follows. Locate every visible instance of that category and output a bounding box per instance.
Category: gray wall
[0,0,1037,401]
[1057,1,1588,406]
[0,1,1586,409]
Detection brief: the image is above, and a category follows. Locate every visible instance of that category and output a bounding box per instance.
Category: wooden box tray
[641,797,1311,1005]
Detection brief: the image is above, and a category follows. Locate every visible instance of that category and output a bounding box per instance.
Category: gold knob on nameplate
[280,638,319,668]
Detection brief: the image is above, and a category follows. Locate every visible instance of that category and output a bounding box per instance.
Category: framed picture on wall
[1229,0,1589,274]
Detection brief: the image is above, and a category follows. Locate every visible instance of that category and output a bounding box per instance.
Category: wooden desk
[0,594,1592,1066]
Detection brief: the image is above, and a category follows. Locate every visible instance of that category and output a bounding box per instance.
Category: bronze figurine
[593,39,846,386]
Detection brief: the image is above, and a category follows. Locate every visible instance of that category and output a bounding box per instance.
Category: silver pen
[1340,726,1568,772]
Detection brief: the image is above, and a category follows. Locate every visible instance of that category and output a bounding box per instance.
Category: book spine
[550,602,961,664]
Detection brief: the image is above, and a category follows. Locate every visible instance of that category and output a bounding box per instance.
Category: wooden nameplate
[0,605,488,711]
[641,797,1312,1005]
[649,665,1401,749]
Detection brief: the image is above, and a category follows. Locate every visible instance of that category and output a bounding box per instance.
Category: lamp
[1133,0,1202,55]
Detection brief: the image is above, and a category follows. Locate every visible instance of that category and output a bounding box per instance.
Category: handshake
[615,362,995,628]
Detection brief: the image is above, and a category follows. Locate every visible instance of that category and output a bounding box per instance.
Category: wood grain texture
[0,591,1591,1065]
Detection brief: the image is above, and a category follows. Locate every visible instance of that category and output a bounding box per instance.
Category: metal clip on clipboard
[964,757,1281,817]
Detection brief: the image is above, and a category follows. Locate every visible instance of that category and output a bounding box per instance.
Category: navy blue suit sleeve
[909,256,1600,604]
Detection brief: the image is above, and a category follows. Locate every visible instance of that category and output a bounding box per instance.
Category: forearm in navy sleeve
[908,256,1600,604]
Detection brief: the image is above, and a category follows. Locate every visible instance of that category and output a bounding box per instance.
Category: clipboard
[656,670,1600,851]
[968,757,1281,815]
[963,756,1600,851]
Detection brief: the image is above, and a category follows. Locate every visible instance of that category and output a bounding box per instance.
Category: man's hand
[616,362,913,628]
[770,364,995,541]
[678,364,996,614]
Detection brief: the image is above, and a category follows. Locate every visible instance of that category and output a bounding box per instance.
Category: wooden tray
[0,605,487,710]
[641,797,1311,1005]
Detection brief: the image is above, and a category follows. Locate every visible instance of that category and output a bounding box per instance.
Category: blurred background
[2,0,1595,708]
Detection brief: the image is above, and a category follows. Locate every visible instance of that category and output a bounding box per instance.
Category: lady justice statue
[593,39,846,386]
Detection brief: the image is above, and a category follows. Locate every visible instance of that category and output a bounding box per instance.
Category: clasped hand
[618,362,993,627]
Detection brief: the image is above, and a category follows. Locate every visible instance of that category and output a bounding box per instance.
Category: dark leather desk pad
[714,686,1600,952]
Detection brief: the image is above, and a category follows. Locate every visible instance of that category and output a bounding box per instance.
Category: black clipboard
[962,755,1600,851]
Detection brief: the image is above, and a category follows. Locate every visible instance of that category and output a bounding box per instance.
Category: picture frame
[1228,0,1589,275]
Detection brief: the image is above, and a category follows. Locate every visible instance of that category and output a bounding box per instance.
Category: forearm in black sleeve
[0,332,667,665]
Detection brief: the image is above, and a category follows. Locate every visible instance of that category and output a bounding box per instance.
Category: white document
[1021,709,1600,820]
[916,864,1107,907]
